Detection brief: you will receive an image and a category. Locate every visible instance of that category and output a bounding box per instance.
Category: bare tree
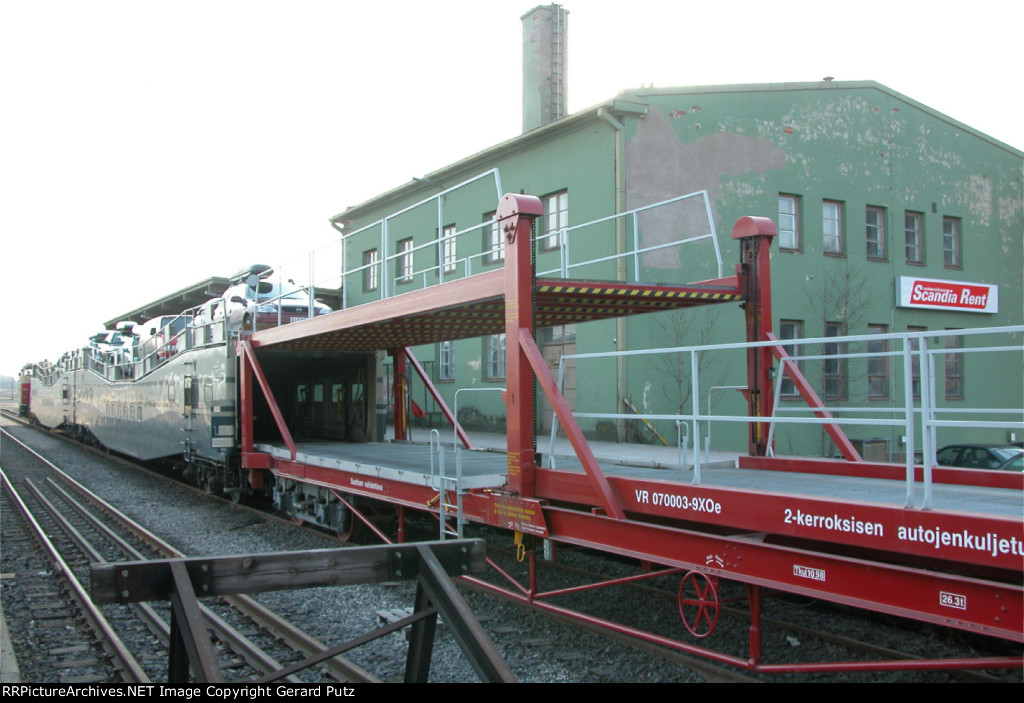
[649,306,727,417]
[802,259,877,454]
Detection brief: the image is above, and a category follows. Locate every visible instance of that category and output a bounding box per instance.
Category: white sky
[2,0,1022,376]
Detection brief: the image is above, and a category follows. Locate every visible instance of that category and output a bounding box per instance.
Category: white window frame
[907,325,925,400]
[865,206,885,260]
[542,191,568,251]
[944,332,964,400]
[823,322,846,400]
[866,324,889,400]
[486,334,506,379]
[486,212,504,263]
[823,200,843,255]
[778,194,800,250]
[943,216,961,268]
[438,341,454,381]
[905,212,923,264]
[363,249,379,292]
[397,238,413,283]
[441,225,457,274]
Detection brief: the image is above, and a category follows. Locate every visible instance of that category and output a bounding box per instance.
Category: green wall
[337,82,1023,456]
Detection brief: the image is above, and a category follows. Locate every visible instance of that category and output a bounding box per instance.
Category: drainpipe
[598,107,629,442]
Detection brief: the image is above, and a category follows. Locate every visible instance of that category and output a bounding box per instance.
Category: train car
[25,270,350,501]
[18,364,33,417]
[26,309,244,492]
[22,190,1024,674]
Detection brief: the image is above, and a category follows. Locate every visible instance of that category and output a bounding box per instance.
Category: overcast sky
[2,0,1022,376]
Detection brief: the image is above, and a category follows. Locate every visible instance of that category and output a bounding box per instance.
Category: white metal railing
[536,189,722,281]
[547,325,1024,510]
[339,169,504,307]
[338,176,724,308]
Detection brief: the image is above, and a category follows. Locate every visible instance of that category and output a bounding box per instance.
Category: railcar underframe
[237,194,1023,673]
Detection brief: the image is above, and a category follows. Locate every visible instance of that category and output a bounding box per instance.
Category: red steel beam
[249,269,506,350]
[500,193,543,500]
[541,506,1023,643]
[533,467,1023,571]
[462,575,1022,673]
[239,339,297,460]
[239,344,254,455]
[392,349,407,441]
[520,332,625,519]
[733,216,777,456]
[403,347,473,450]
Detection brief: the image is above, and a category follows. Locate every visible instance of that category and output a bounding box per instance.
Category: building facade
[331,81,1023,458]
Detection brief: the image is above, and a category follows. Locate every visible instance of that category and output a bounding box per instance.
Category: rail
[335,170,723,308]
[338,169,504,306]
[547,325,1024,508]
[536,189,722,281]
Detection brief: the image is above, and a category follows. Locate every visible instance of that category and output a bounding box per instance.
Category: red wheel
[678,571,720,638]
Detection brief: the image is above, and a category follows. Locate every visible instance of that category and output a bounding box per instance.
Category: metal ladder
[550,5,566,121]
[430,430,465,539]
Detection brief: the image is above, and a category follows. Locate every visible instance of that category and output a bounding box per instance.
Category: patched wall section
[626,107,786,268]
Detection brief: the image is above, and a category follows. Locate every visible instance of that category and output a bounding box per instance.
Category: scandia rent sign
[897,276,999,313]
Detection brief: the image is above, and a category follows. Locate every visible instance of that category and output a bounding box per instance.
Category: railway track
[1,425,377,683]
[4,411,1019,683]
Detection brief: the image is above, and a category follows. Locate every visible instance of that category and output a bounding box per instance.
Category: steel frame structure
[91,541,513,683]
[236,193,1023,674]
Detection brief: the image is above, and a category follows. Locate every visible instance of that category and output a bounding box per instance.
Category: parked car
[1002,454,1024,472]
[88,329,127,362]
[218,265,332,330]
[935,444,1024,471]
[136,314,188,360]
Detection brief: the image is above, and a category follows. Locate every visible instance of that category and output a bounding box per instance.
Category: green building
[330,79,1023,459]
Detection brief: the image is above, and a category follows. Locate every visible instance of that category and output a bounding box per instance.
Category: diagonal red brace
[239,339,297,460]
[404,347,474,450]
[766,332,862,462]
[519,331,626,520]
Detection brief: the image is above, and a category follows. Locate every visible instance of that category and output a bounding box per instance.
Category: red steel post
[392,349,407,441]
[732,216,777,457]
[497,193,544,498]
[747,584,763,665]
[238,344,254,455]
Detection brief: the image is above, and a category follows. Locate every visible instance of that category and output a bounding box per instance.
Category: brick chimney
[522,4,568,132]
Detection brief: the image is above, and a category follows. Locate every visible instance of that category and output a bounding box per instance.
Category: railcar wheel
[333,496,360,543]
[334,516,360,543]
[677,571,720,638]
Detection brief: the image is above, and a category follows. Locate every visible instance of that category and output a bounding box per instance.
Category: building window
[778,320,802,397]
[485,212,504,263]
[944,332,963,399]
[542,190,568,251]
[907,326,925,400]
[867,324,889,400]
[823,322,846,400]
[396,238,413,283]
[822,200,843,255]
[440,225,456,274]
[486,334,506,379]
[778,195,800,250]
[865,206,885,260]
[943,217,961,268]
[363,249,379,292]
[439,341,454,381]
[905,212,923,264]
